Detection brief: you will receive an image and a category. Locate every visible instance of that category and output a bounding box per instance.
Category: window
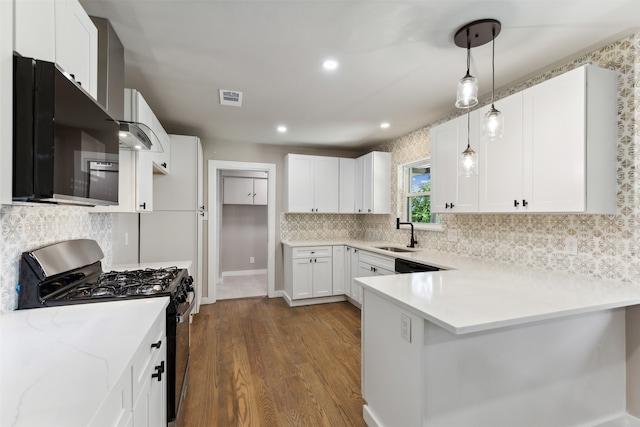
[400,159,441,226]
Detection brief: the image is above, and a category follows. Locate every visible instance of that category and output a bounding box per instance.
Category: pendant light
[482,25,504,140]
[455,30,478,109]
[454,19,502,110]
[459,107,478,177]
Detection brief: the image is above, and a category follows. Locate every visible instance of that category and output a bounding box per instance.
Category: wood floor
[177,297,366,427]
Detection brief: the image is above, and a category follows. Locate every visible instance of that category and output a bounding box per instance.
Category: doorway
[206,161,276,303]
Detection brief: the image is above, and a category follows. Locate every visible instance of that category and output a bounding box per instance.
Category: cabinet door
[339,158,355,213]
[523,67,586,212]
[479,92,525,212]
[431,121,458,213]
[148,356,167,427]
[354,156,364,213]
[55,0,97,98]
[223,177,254,205]
[343,247,352,297]
[349,248,359,300]
[312,257,333,297]
[253,179,268,205]
[361,152,373,213]
[286,155,315,212]
[332,246,345,295]
[369,152,391,214]
[314,157,339,213]
[136,151,153,212]
[431,114,478,213]
[291,258,313,299]
[14,0,55,62]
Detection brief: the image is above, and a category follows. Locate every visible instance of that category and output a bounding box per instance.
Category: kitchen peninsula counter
[0,298,169,426]
[283,240,640,426]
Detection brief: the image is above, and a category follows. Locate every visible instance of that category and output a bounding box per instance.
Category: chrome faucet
[396,218,418,248]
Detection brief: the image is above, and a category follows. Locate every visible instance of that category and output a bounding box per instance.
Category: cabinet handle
[450,203,455,209]
[346,247,350,252]
[253,193,257,197]
[522,199,528,207]
[368,209,371,212]
[248,193,252,196]
[140,202,146,210]
[152,361,165,382]
[354,249,358,253]
[200,212,205,217]
[445,203,449,209]
[358,209,362,212]
[200,206,205,210]
[314,259,317,263]
[310,251,315,254]
[161,162,167,168]
[151,340,162,349]
[514,200,520,207]
[309,259,312,263]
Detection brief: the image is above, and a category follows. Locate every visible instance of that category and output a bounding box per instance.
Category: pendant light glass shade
[455,44,478,109]
[483,105,504,140]
[459,145,478,177]
[459,108,478,177]
[455,73,478,108]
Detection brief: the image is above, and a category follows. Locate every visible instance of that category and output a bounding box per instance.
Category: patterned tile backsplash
[0,205,112,312]
[282,32,640,284]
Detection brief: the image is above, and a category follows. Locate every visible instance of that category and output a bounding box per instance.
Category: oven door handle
[176,297,195,324]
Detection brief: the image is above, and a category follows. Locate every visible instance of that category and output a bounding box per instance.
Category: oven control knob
[175,292,187,304]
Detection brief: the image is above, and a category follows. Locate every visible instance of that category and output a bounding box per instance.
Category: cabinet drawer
[291,246,332,258]
[359,250,395,271]
[131,309,166,400]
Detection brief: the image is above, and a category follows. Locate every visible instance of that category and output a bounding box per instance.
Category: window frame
[397,158,444,231]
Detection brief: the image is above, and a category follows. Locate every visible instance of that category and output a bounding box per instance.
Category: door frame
[204,160,277,303]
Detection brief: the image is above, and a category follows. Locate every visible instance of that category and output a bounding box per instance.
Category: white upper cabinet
[433,64,617,215]
[339,158,356,213]
[356,151,391,214]
[522,65,617,214]
[54,0,97,98]
[223,177,267,206]
[14,0,98,99]
[431,112,479,213]
[285,154,339,213]
[478,92,525,212]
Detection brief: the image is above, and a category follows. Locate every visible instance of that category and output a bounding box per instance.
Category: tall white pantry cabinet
[140,135,205,313]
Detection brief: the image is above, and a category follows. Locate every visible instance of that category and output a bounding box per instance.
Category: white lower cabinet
[284,245,333,302]
[90,305,166,427]
[332,246,345,295]
[351,250,395,307]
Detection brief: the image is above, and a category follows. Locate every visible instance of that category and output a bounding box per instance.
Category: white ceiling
[80,0,640,150]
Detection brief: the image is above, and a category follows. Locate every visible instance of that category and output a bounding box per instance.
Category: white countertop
[0,298,169,427]
[283,240,640,334]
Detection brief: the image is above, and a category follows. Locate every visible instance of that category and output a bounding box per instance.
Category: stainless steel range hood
[119,121,154,150]
[91,16,154,151]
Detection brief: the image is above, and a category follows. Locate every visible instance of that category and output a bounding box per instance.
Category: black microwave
[13,54,120,206]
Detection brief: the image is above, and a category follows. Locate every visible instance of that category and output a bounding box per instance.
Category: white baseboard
[363,405,382,427]
[221,269,267,277]
[268,290,283,299]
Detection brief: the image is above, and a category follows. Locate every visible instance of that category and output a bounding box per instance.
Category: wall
[221,204,268,272]
[0,206,112,312]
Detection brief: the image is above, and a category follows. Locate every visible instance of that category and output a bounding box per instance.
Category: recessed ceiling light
[322,59,339,71]
[277,125,287,133]
[380,122,390,129]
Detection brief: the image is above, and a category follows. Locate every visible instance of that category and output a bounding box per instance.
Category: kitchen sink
[375,246,416,253]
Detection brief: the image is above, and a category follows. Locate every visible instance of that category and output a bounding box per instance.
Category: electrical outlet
[250,257,255,264]
[564,236,578,255]
[447,229,458,242]
[124,232,129,246]
[400,314,411,343]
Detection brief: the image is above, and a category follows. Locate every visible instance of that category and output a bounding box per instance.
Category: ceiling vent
[219,89,243,107]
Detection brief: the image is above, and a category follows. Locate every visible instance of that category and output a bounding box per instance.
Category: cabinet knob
[200,212,205,217]
[161,162,167,168]
[522,199,528,207]
[368,209,371,212]
[514,200,520,207]
[248,193,252,196]
[140,202,147,210]
[151,340,162,349]
[200,206,205,210]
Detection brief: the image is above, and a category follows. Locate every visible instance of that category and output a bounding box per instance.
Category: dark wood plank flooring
[178,297,366,426]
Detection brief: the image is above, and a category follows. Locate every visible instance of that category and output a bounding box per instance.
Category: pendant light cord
[491,27,496,105]
[467,107,471,149]
[466,29,471,76]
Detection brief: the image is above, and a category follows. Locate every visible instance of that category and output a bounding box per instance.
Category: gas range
[16,239,194,424]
